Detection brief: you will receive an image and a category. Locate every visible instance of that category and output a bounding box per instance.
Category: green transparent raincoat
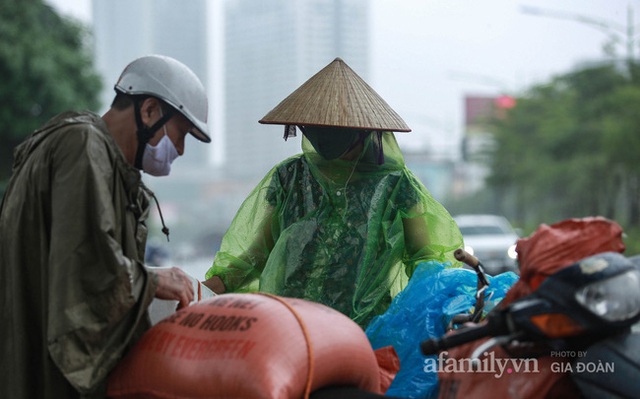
[206,132,463,327]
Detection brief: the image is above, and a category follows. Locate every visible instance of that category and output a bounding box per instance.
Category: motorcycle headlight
[575,269,640,322]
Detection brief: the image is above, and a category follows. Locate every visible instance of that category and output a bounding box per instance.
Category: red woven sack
[107,293,381,399]
[502,216,625,305]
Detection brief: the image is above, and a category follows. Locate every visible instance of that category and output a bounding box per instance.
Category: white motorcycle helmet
[115,54,210,143]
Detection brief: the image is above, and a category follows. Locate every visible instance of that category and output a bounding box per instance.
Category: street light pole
[520,4,640,60]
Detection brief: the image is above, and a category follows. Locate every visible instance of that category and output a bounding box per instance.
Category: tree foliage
[484,60,640,235]
[0,0,102,184]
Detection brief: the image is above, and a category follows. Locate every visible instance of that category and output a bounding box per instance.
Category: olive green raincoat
[0,112,158,398]
[206,132,463,327]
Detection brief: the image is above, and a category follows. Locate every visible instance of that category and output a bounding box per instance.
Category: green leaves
[0,0,102,181]
[485,61,640,228]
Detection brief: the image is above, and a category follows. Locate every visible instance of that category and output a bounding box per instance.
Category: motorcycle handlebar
[454,247,490,293]
[454,248,479,268]
[421,310,510,356]
[421,322,496,355]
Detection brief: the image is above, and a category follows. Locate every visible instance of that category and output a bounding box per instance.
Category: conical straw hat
[259,58,411,132]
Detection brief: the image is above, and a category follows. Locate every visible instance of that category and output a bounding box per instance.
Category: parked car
[453,214,519,275]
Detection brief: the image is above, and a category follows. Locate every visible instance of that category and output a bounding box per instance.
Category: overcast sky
[46,0,638,153]
[370,0,638,152]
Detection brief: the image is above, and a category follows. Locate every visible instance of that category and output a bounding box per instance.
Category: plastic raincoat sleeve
[400,170,465,276]
[206,162,463,294]
[45,127,157,394]
[205,170,277,292]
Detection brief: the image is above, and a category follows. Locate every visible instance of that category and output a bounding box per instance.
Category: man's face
[148,111,193,156]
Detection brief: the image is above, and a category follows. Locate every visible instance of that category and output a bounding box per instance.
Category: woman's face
[302,126,363,160]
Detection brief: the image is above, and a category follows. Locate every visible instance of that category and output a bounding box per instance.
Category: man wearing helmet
[203,58,463,328]
[0,55,210,398]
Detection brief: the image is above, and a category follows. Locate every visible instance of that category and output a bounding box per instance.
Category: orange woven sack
[501,217,625,306]
[107,293,381,399]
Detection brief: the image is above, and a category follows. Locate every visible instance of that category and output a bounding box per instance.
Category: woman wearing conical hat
[203,58,463,327]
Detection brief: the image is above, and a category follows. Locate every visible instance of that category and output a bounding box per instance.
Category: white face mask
[142,111,179,176]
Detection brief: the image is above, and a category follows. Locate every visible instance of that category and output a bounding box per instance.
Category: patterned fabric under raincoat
[206,132,463,327]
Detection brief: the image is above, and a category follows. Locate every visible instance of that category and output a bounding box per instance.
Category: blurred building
[456,94,515,196]
[92,0,211,169]
[223,0,370,181]
[90,0,372,259]
[403,152,456,203]
[92,0,222,261]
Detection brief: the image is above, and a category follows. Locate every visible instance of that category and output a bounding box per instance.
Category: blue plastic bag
[365,261,518,398]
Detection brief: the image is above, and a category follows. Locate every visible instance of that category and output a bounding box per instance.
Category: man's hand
[150,267,194,309]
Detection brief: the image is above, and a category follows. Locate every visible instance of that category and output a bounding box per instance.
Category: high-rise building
[89,0,371,256]
[223,0,370,181]
[91,0,222,259]
[92,0,211,169]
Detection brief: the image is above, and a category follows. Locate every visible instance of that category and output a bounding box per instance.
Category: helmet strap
[133,98,175,170]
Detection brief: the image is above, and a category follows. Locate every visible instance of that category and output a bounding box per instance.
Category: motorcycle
[126,218,638,398]
[421,249,640,398]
